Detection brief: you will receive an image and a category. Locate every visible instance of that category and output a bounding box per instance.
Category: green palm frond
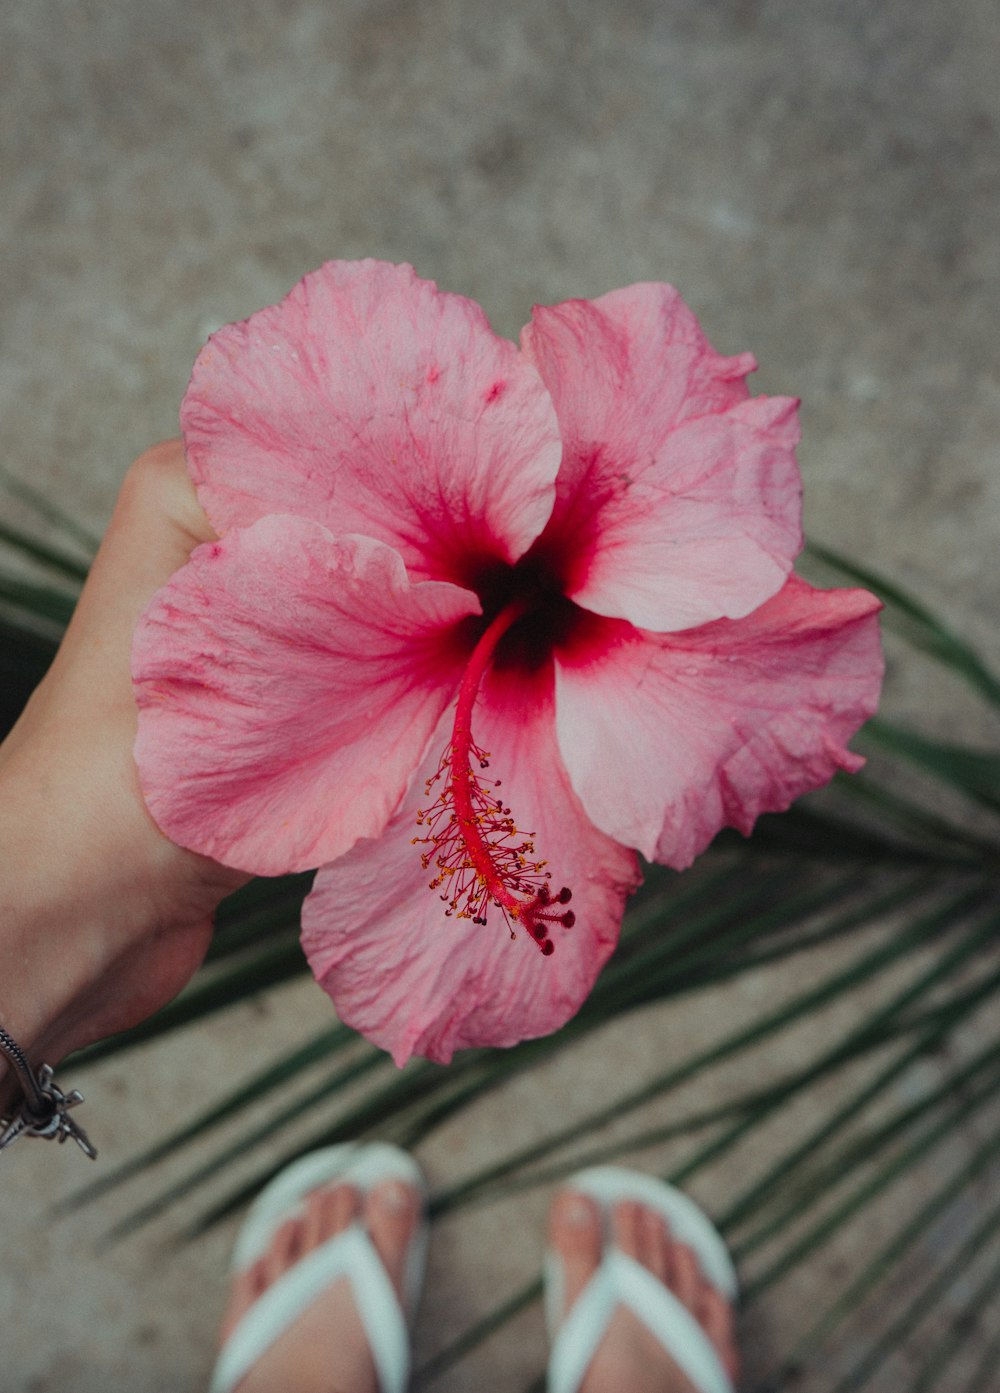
[4,488,1000,1391]
[0,460,101,558]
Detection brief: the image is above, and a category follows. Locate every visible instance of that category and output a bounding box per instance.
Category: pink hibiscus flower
[132,260,883,1064]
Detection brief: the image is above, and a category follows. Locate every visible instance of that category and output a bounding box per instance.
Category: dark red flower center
[413,595,575,956]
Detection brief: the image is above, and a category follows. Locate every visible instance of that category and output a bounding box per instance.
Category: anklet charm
[0,1025,96,1159]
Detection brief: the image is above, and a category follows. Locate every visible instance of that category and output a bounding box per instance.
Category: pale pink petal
[302,664,640,1064]
[554,575,883,867]
[133,516,479,875]
[521,284,802,630]
[182,260,561,584]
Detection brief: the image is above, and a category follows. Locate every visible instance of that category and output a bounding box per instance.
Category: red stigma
[412,599,575,956]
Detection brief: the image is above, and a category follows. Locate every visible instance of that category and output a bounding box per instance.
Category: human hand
[0,441,249,1111]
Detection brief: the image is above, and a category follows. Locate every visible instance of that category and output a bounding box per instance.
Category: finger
[59,439,216,674]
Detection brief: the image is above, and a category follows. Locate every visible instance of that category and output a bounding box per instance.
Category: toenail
[377,1181,412,1213]
[563,1197,593,1226]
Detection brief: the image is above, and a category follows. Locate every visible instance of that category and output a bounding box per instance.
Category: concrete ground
[1,1,999,1389]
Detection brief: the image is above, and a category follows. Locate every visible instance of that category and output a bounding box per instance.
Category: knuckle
[121,439,188,504]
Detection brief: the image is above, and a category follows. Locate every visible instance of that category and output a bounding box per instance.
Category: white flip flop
[545,1166,738,1393]
[209,1142,427,1393]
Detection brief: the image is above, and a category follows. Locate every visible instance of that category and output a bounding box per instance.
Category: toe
[669,1238,702,1312]
[329,1182,362,1231]
[700,1285,740,1382]
[245,1256,270,1301]
[265,1216,305,1282]
[300,1182,360,1253]
[300,1188,331,1253]
[367,1179,423,1306]
[548,1191,603,1317]
[638,1206,671,1283]
[611,1199,643,1261]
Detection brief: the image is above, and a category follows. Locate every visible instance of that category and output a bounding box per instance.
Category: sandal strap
[545,1168,737,1393]
[210,1225,409,1393]
[211,1145,425,1393]
[548,1249,735,1393]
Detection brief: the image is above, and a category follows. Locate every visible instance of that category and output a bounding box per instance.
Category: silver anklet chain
[0,1024,96,1159]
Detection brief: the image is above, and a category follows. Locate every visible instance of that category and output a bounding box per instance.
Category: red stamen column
[414,599,574,954]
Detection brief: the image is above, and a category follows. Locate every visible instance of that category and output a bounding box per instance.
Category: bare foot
[216,1179,421,1393]
[548,1191,739,1393]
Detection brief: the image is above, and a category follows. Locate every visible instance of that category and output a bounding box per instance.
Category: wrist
[0,758,130,1103]
[0,711,247,1105]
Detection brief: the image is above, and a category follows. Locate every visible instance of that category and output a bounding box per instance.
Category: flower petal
[133,516,479,875]
[522,284,802,630]
[302,663,640,1064]
[182,260,561,583]
[554,575,883,866]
